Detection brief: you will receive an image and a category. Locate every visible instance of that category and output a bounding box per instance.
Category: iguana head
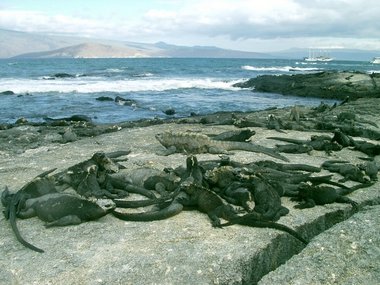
[94,199,116,213]
[186,155,198,169]
[155,132,171,147]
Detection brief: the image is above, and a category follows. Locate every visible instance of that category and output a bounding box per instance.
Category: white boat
[371,57,380,64]
[304,49,333,62]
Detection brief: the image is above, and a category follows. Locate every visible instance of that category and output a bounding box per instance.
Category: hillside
[1,28,379,60]
[13,42,271,59]
[12,43,152,58]
[1,29,270,59]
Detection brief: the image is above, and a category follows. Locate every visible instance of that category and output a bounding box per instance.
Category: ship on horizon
[371,57,380,64]
[304,49,334,62]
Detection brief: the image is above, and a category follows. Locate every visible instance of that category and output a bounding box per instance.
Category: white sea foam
[241,65,320,72]
[132,72,154,77]
[0,77,242,93]
[104,68,125,73]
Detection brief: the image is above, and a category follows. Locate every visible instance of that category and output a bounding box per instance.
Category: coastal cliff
[234,71,380,100]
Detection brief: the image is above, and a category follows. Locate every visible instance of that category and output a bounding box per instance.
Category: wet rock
[163,108,176,116]
[15,117,28,124]
[96,96,114,101]
[115,96,136,106]
[0,90,15,95]
[44,115,92,123]
[62,128,78,143]
[234,71,380,100]
[54,73,75,78]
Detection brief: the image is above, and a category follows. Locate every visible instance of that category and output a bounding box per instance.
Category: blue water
[0,58,379,124]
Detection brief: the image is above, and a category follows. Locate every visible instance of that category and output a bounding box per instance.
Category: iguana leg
[159,146,177,156]
[207,210,222,227]
[276,206,290,220]
[45,215,82,227]
[208,146,228,154]
[294,198,316,209]
[336,196,358,209]
[17,208,37,219]
[155,182,169,197]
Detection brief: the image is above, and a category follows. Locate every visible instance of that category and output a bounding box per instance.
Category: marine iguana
[2,168,58,219]
[108,167,180,199]
[321,160,370,183]
[2,169,58,253]
[13,193,115,253]
[155,131,289,162]
[337,111,379,128]
[112,191,185,221]
[268,135,342,154]
[179,180,307,244]
[204,165,251,211]
[275,143,313,154]
[291,182,373,209]
[112,155,204,221]
[332,130,380,156]
[357,158,379,181]
[241,174,289,221]
[113,196,173,208]
[18,193,115,227]
[54,151,129,198]
[208,129,255,142]
[254,160,321,173]
[219,213,308,244]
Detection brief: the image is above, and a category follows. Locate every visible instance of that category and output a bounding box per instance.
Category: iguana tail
[337,181,375,196]
[9,198,44,253]
[112,201,183,221]
[114,197,173,208]
[267,137,305,145]
[221,214,308,244]
[282,164,321,173]
[227,142,290,162]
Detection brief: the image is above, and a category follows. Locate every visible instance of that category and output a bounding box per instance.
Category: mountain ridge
[0,28,271,59]
[1,28,379,60]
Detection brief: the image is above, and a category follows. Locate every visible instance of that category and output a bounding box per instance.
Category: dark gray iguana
[155,131,289,162]
[290,182,374,209]
[178,180,307,244]
[1,169,58,253]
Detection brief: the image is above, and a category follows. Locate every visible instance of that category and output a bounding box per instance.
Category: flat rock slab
[259,205,380,285]
[0,121,379,284]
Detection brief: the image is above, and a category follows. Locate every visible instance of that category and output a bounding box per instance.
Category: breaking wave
[0,77,243,94]
[241,65,321,72]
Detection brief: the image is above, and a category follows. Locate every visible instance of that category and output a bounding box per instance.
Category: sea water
[0,58,378,124]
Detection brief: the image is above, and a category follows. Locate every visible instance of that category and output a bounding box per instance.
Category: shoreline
[234,71,380,100]
[0,101,330,155]
[1,73,380,284]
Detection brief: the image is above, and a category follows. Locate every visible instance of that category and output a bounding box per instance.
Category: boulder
[234,71,380,100]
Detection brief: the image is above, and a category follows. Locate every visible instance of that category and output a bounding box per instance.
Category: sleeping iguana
[155,131,289,162]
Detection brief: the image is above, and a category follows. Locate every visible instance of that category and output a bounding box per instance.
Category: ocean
[0,58,379,124]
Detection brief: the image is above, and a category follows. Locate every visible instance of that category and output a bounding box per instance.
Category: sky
[0,0,380,52]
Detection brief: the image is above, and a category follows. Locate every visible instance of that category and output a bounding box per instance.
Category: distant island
[12,42,273,59]
[1,28,379,60]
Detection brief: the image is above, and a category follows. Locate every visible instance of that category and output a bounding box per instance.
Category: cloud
[0,0,380,49]
[0,10,116,37]
[136,0,380,40]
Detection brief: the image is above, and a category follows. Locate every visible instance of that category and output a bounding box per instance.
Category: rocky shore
[1,71,380,284]
[234,71,380,100]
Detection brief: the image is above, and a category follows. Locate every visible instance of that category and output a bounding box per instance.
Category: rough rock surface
[0,98,379,284]
[234,71,380,100]
[259,205,380,285]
